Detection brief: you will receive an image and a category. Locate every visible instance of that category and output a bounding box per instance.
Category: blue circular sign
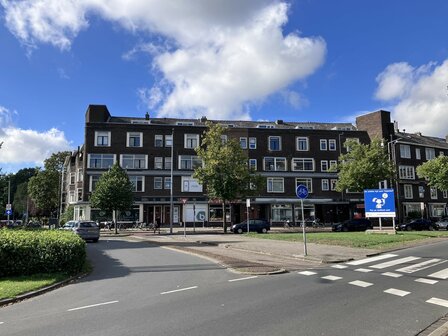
[296,185,309,199]
[5,209,12,215]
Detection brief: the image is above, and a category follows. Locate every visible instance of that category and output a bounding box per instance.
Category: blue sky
[1,0,448,173]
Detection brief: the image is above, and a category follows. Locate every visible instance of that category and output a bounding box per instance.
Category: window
[320,139,328,151]
[165,134,173,147]
[443,190,448,198]
[416,148,421,160]
[400,144,411,159]
[321,160,329,172]
[257,124,275,129]
[419,186,425,198]
[176,121,194,126]
[249,137,257,149]
[129,176,144,192]
[179,155,202,170]
[94,131,110,147]
[155,135,163,147]
[164,157,172,170]
[346,138,360,152]
[322,179,329,191]
[430,187,438,199]
[440,151,445,157]
[296,137,309,151]
[154,157,163,169]
[330,160,337,170]
[329,139,337,151]
[221,135,228,144]
[295,178,312,193]
[127,132,142,147]
[121,154,147,169]
[249,159,257,170]
[398,166,415,179]
[88,154,114,169]
[77,169,83,182]
[70,173,75,185]
[291,158,314,171]
[330,179,337,191]
[185,134,200,149]
[89,175,100,192]
[263,157,287,171]
[154,177,162,189]
[426,148,435,160]
[77,188,83,201]
[404,185,413,199]
[267,177,284,193]
[164,177,171,190]
[240,137,248,149]
[268,136,281,151]
[181,176,203,192]
[69,191,75,203]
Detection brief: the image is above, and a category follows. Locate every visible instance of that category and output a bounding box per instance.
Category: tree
[194,123,264,233]
[60,205,74,225]
[13,182,28,217]
[335,138,395,192]
[416,155,448,190]
[90,162,134,234]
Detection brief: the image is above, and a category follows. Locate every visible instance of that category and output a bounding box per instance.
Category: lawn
[0,273,68,300]
[248,230,448,250]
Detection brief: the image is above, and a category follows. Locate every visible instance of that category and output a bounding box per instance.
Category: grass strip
[0,273,68,300]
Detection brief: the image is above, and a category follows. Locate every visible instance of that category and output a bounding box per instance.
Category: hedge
[0,229,86,277]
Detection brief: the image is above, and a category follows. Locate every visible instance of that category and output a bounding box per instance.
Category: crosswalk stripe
[415,278,438,285]
[321,275,342,281]
[396,259,445,274]
[350,280,373,288]
[384,288,410,297]
[382,272,402,278]
[332,264,348,269]
[370,256,420,269]
[355,268,373,273]
[426,297,448,308]
[298,271,317,276]
[428,268,448,280]
[346,254,398,266]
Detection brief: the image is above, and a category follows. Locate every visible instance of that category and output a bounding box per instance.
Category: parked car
[398,219,437,231]
[231,219,270,234]
[61,220,100,242]
[332,218,373,232]
[435,217,448,230]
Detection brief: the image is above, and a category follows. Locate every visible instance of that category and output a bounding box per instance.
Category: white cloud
[2,0,326,120]
[0,106,72,167]
[375,60,448,137]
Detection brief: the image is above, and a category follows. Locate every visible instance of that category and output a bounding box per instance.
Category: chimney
[200,116,207,123]
[145,112,150,120]
[393,120,399,133]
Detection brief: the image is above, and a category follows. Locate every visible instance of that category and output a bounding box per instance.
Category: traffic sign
[296,185,309,199]
[6,204,11,210]
[364,189,396,218]
[5,209,12,216]
[180,198,188,204]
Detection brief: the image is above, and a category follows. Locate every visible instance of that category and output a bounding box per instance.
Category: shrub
[0,229,86,277]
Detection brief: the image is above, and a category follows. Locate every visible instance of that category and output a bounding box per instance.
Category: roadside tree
[416,155,448,190]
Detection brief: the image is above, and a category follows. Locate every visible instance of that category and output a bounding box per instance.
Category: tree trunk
[113,209,118,235]
[222,200,227,233]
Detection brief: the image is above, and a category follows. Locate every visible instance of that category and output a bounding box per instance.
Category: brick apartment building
[62,105,448,226]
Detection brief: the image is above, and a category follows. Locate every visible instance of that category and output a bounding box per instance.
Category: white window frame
[164,157,172,170]
[426,148,436,160]
[127,132,143,147]
[94,131,111,147]
[165,134,173,147]
[329,139,337,151]
[249,159,257,170]
[164,177,171,190]
[295,178,313,193]
[430,187,438,199]
[398,165,415,180]
[291,158,315,172]
[296,137,309,151]
[154,177,163,189]
[69,191,75,203]
[267,177,284,193]
[185,134,200,149]
[416,148,421,160]
[154,157,163,170]
[89,175,100,192]
[77,188,83,201]
[77,168,83,182]
[240,137,248,149]
[330,179,337,191]
[263,157,287,171]
[88,154,115,169]
[249,137,257,149]
[443,190,448,198]
[404,184,413,199]
[329,160,337,170]
[321,160,329,172]
[155,135,163,147]
[179,155,202,170]
[181,176,203,192]
[120,154,148,169]
[129,176,145,192]
[400,144,411,159]
[321,179,329,191]
[70,173,75,185]
[268,136,282,151]
[320,139,328,151]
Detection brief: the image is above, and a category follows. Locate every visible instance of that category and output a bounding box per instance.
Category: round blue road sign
[5,209,12,215]
[296,184,309,199]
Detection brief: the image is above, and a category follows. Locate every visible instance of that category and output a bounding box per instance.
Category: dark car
[332,218,373,232]
[61,220,100,242]
[398,219,437,231]
[231,219,270,234]
[435,217,448,230]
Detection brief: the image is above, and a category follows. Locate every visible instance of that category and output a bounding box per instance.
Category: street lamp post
[7,178,11,222]
[169,128,174,235]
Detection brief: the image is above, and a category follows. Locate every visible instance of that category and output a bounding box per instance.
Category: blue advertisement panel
[364,189,396,218]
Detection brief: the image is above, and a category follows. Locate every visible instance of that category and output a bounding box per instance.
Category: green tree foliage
[194,123,264,233]
[335,138,395,192]
[90,162,134,234]
[60,205,74,225]
[13,182,28,216]
[416,155,448,190]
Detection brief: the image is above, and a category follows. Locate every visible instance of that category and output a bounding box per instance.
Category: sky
[1,0,448,173]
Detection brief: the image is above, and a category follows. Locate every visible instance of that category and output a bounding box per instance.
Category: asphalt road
[1,238,448,335]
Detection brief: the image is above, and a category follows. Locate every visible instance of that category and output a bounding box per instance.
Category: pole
[246,199,250,233]
[193,202,196,233]
[379,217,382,230]
[7,179,11,222]
[170,128,174,235]
[301,198,307,256]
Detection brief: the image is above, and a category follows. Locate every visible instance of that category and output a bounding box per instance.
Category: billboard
[364,189,396,218]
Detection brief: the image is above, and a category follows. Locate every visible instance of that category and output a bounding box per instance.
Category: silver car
[61,220,100,242]
[435,217,448,230]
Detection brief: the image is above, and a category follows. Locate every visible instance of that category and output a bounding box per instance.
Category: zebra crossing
[298,253,448,308]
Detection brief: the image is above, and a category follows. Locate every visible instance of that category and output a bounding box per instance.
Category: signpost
[296,184,309,256]
[246,198,250,233]
[180,198,187,237]
[364,189,396,231]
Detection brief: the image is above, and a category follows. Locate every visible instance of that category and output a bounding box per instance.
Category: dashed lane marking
[228,276,258,282]
[415,278,438,285]
[384,288,410,297]
[396,259,446,274]
[0,322,4,325]
[370,256,421,269]
[346,254,398,266]
[67,300,119,312]
[298,271,317,276]
[321,275,342,281]
[160,286,198,295]
[428,268,448,280]
[355,268,373,273]
[332,265,348,269]
[382,272,403,278]
[349,280,373,288]
[426,297,448,308]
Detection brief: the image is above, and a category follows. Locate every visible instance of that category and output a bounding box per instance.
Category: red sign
[180,198,188,204]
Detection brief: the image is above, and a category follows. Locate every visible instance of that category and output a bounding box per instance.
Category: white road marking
[355,268,373,273]
[426,297,448,308]
[428,268,448,280]
[160,286,198,295]
[298,271,317,276]
[384,288,410,297]
[382,272,402,278]
[0,322,4,325]
[228,276,258,282]
[396,259,445,273]
[370,256,420,269]
[332,264,348,269]
[415,278,438,285]
[67,300,119,312]
[349,280,373,288]
[346,254,398,266]
[321,275,342,281]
